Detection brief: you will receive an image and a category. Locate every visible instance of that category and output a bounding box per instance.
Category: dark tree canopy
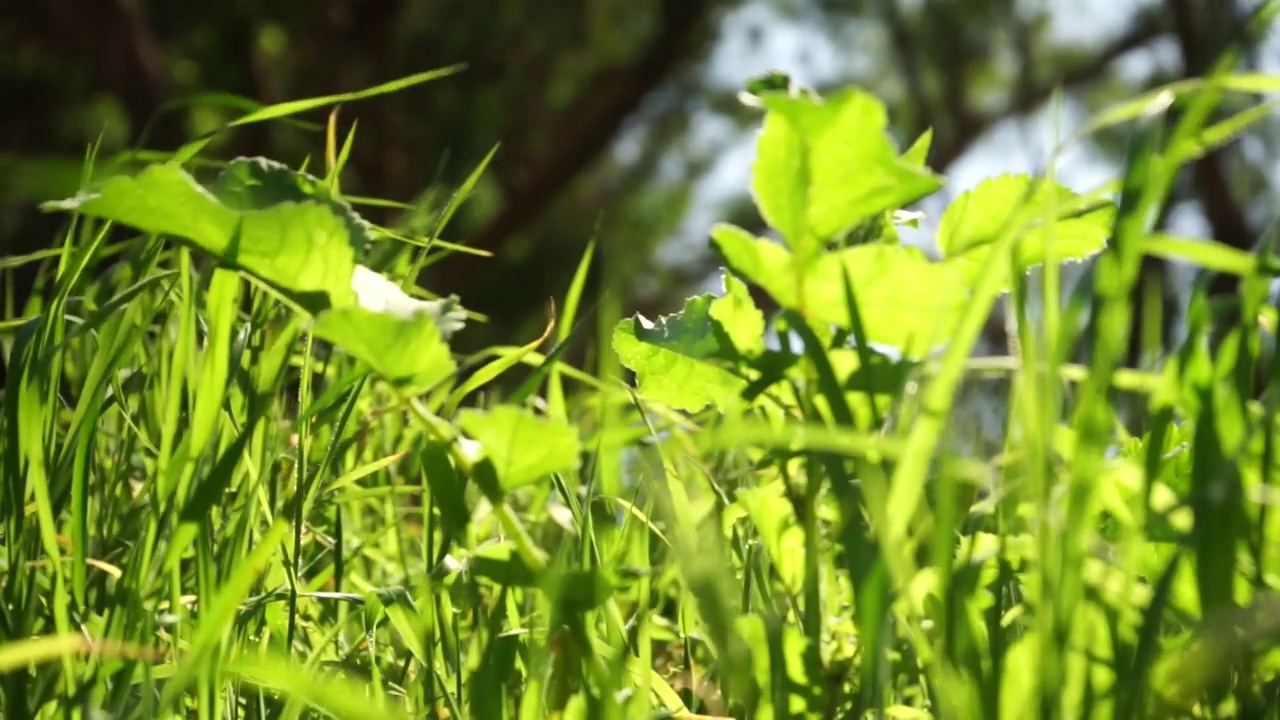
[2,0,1276,355]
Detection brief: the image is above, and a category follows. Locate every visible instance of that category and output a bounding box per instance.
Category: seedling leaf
[455,406,581,491]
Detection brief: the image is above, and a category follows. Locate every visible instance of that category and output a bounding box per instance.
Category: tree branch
[930,8,1171,170]
[877,0,933,133]
[433,0,717,296]
[1167,0,1254,298]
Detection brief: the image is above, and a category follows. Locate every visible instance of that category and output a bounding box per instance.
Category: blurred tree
[659,0,1277,367]
[1,0,1276,364]
[1,0,727,351]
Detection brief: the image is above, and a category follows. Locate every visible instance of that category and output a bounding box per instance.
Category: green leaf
[743,70,798,98]
[212,156,376,255]
[188,267,240,458]
[903,128,934,167]
[465,542,540,586]
[819,348,914,427]
[464,543,626,609]
[43,162,359,312]
[455,406,581,491]
[611,293,750,412]
[750,88,943,255]
[709,272,767,357]
[936,174,1114,290]
[753,103,809,247]
[311,306,456,393]
[712,223,969,358]
[44,161,470,391]
[737,615,822,719]
[549,567,630,613]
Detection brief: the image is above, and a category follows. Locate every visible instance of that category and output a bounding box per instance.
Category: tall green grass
[4,39,1280,720]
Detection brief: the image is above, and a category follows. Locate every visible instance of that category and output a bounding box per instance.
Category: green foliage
[456,405,582,492]
[43,162,361,311]
[612,280,760,412]
[6,63,1280,720]
[936,173,1115,288]
[751,86,944,257]
[42,157,465,393]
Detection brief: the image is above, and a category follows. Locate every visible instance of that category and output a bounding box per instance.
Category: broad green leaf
[937,174,1115,290]
[752,103,808,246]
[750,88,943,255]
[465,540,535,586]
[44,161,468,391]
[903,128,934,167]
[212,156,376,254]
[709,224,796,302]
[312,306,456,393]
[455,406,580,491]
[814,348,913,427]
[810,240,970,359]
[708,272,766,357]
[43,163,234,250]
[43,162,359,312]
[712,223,969,358]
[612,293,750,412]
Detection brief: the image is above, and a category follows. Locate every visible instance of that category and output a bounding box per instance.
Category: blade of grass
[174,66,466,162]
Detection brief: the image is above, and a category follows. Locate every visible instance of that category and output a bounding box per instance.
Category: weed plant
[4,37,1280,720]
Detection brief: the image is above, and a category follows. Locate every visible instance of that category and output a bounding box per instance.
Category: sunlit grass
[3,55,1280,720]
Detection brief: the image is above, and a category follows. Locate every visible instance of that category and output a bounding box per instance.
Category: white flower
[455,435,483,462]
[350,265,466,338]
[352,265,426,317]
[892,209,926,226]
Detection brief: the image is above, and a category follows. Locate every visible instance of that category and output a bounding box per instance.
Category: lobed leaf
[43,162,359,313]
[936,174,1115,292]
[712,223,969,358]
[311,306,456,393]
[751,88,943,256]
[455,406,581,491]
[611,291,757,412]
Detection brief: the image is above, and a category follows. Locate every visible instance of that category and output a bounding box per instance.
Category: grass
[4,36,1280,719]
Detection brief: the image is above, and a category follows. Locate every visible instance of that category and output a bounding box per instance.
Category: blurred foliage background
[2,0,1278,355]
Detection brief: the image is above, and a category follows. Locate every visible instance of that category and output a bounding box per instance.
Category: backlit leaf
[709,272,767,358]
[43,162,359,313]
[44,160,466,392]
[612,293,749,412]
[751,88,943,256]
[937,174,1114,291]
[456,406,581,491]
[712,223,969,358]
[311,306,456,393]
